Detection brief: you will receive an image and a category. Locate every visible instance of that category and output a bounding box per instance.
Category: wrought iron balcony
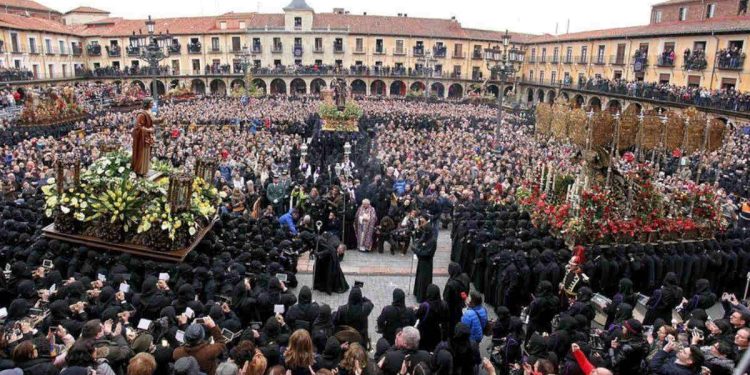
[86,45,101,56]
[187,43,202,54]
[106,46,121,57]
[168,43,181,54]
[656,54,675,67]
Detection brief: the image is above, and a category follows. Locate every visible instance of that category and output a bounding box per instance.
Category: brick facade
[651,0,747,24]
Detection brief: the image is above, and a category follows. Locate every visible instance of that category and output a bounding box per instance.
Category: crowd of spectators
[578,77,750,112]
[0,93,747,375]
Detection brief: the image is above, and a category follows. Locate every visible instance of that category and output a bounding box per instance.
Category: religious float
[41,149,224,262]
[18,87,88,126]
[164,85,197,102]
[318,78,362,132]
[110,83,147,112]
[517,100,729,247]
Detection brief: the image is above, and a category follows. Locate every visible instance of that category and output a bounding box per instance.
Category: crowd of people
[0,92,747,375]
[578,77,750,112]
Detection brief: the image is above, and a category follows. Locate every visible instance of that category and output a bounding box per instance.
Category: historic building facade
[0,0,527,99]
[517,0,750,123]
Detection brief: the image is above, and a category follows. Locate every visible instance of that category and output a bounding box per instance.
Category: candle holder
[168,172,194,213]
[194,156,218,183]
[55,155,81,194]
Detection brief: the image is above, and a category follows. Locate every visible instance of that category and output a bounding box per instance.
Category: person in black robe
[376,288,416,345]
[443,262,470,338]
[312,232,349,295]
[643,272,683,325]
[412,216,437,302]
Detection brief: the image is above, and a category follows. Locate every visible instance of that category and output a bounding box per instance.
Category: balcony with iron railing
[593,55,606,65]
[29,46,39,55]
[610,55,627,66]
[86,44,101,56]
[272,44,283,53]
[656,54,676,67]
[577,56,588,64]
[126,46,139,57]
[71,46,82,56]
[208,45,222,54]
[312,46,323,54]
[10,46,23,54]
[540,56,547,64]
[353,46,366,54]
[413,47,424,57]
[473,51,483,60]
[333,44,344,54]
[106,45,121,57]
[550,56,560,65]
[59,48,67,56]
[44,46,55,56]
[433,46,447,58]
[716,53,745,70]
[251,45,262,54]
[169,44,181,54]
[393,48,406,56]
[187,43,202,54]
[563,55,573,64]
[631,55,649,72]
[452,51,466,59]
[373,47,386,55]
[683,51,707,71]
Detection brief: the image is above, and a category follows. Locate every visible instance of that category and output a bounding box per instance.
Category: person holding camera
[172,316,226,375]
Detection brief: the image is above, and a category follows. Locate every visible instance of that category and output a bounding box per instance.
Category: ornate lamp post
[484,30,523,143]
[416,50,438,98]
[129,15,171,106]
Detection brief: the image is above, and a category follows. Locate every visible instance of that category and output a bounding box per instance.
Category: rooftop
[64,6,109,15]
[0,0,59,13]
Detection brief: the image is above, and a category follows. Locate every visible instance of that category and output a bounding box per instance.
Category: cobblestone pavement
[290,229,497,355]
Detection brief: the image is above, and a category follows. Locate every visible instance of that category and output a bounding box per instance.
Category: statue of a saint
[131,99,162,176]
[331,78,347,110]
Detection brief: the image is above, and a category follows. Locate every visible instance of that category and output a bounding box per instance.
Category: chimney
[363,11,367,15]
[397,13,402,16]
[450,16,456,21]
[404,13,408,17]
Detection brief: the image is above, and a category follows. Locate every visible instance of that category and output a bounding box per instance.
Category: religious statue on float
[331,77,348,110]
[131,98,163,176]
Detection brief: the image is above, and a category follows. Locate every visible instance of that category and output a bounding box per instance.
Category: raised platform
[42,218,216,262]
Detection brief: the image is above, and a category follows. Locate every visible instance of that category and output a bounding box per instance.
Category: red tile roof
[0,11,76,35]
[65,6,109,15]
[652,0,697,6]
[528,15,750,44]
[0,0,58,13]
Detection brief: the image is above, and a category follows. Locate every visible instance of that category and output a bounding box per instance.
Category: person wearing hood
[604,278,638,329]
[644,273,684,325]
[256,277,296,323]
[376,288,416,346]
[564,286,595,329]
[333,287,374,347]
[545,315,576,360]
[415,284,448,352]
[433,322,480,375]
[133,277,173,321]
[315,336,341,370]
[311,304,334,354]
[172,317,226,375]
[285,286,320,333]
[682,279,716,315]
[412,215,437,302]
[443,262,470,338]
[312,233,349,295]
[172,284,205,318]
[526,280,560,341]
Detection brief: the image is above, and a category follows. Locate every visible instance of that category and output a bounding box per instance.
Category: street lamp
[416,50,438,98]
[485,30,523,144]
[129,15,171,107]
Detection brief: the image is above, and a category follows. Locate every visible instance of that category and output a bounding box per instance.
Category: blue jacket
[392,180,406,196]
[460,306,487,343]
[278,211,297,235]
[648,349,695,375]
